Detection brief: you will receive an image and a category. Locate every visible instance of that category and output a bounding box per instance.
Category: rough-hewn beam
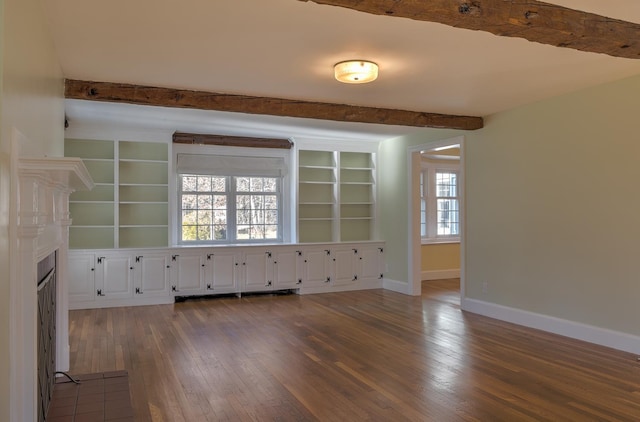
[173,132,293,149]
[64,79,484,131]
[298,0,640,59]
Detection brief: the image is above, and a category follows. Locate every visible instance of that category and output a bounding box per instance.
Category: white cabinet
[332,246,359,288]
[357,244,384,284]
[68,253,96,302]
[301,248,332,290]
[170,253,204,295]
[272,248,302,289]
[68,241,385,308]
[133,253,170,297]
[204,250,238,294]
[95,253,133,300]
[242,249,272,292]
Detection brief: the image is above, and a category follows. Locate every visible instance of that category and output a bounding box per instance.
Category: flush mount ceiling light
[334,60,379,84]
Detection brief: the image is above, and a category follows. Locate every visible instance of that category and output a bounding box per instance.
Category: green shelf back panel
[340,184,372,203]
[119,227,168,248]
[340,169,373,183]
[83,160,115,184]
[69,227,115,249]
[299,183,334,204]
[119,185,168,203]
[340,219,371,242]
[119,161,168,185]
[65,138,114,159]
[299,167,336,183]
[340,152,373,169]
[340,203,372,218]
[298,220,333,243]
[119,203,168,226]
[70,185,114,202]
[299,150,335,167]
[70,203,114,226]
[299,204,334,219]
[119,141,168,161]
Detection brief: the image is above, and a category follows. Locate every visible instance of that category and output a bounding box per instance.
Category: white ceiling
[46,0,640,140]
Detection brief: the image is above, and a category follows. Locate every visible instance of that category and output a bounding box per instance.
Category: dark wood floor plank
[68,280,640,421]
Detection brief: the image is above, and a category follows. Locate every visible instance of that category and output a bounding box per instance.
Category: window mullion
[427,167,437,238]
[228,176,236,243]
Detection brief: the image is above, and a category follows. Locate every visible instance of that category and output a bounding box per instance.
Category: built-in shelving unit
[118,141,169,248]
[339,152,375,241]
[66,139,116,249]
[297,149,376,243]
[297,150,337,243]
[65,139,169,249]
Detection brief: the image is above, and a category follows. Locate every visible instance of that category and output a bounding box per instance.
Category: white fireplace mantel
[12,155,93,422]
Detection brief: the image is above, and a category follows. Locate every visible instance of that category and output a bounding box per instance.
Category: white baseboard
[462,298,640,355]
[383,278,411,295]
[421,269,460,281]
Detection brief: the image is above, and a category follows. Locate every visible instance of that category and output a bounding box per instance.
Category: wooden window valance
[173,132,293,149]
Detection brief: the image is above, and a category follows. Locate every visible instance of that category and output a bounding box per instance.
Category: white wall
[0,0,64,419]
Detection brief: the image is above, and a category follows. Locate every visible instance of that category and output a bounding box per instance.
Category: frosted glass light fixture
[334,60,379,84]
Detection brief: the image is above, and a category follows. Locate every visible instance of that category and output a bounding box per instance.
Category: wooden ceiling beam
[298,0,640,59]
[64,79,484,131]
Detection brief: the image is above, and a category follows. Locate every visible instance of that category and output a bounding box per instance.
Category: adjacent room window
[421,164,460,242]
[176,153,286,244]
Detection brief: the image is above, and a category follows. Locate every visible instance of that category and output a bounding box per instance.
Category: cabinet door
[358,245,383,284]
[96,254,133,299]
[204,251,238,294]
[171,254,204,295]
[332,247,358,287]
[302,248,331,288]
[273,249,302,289]
[68,253,96,302]
[134,254,170,297]
[243,249,272,292]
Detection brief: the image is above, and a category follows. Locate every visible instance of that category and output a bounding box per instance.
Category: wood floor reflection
[68,280,640,421]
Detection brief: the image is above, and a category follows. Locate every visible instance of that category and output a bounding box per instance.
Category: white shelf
[120,225,168,228]
[119,158,168,164]
[119,183,168,187]
[299,201,335,205]
[340,217,373,220]
[340,182,374,185]
[70,225,116,228]
[341,167,374,171]
[299,181,335,185]
[299,165,335,170]
[70,201,113,204]
[119,201,168,205]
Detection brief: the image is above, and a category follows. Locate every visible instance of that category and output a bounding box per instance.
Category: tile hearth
[46,371,133,422]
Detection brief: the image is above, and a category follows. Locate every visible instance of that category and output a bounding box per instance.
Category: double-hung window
[177,153,285,244]
[421,163,460,243]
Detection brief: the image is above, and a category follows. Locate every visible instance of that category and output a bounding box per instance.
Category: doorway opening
[407,136,464,298]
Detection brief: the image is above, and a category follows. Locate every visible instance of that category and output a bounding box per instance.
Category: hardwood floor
[68,280,640,421]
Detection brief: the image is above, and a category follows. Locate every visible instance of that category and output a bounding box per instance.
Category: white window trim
[172,144,292,246]
[421,161,460,245]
